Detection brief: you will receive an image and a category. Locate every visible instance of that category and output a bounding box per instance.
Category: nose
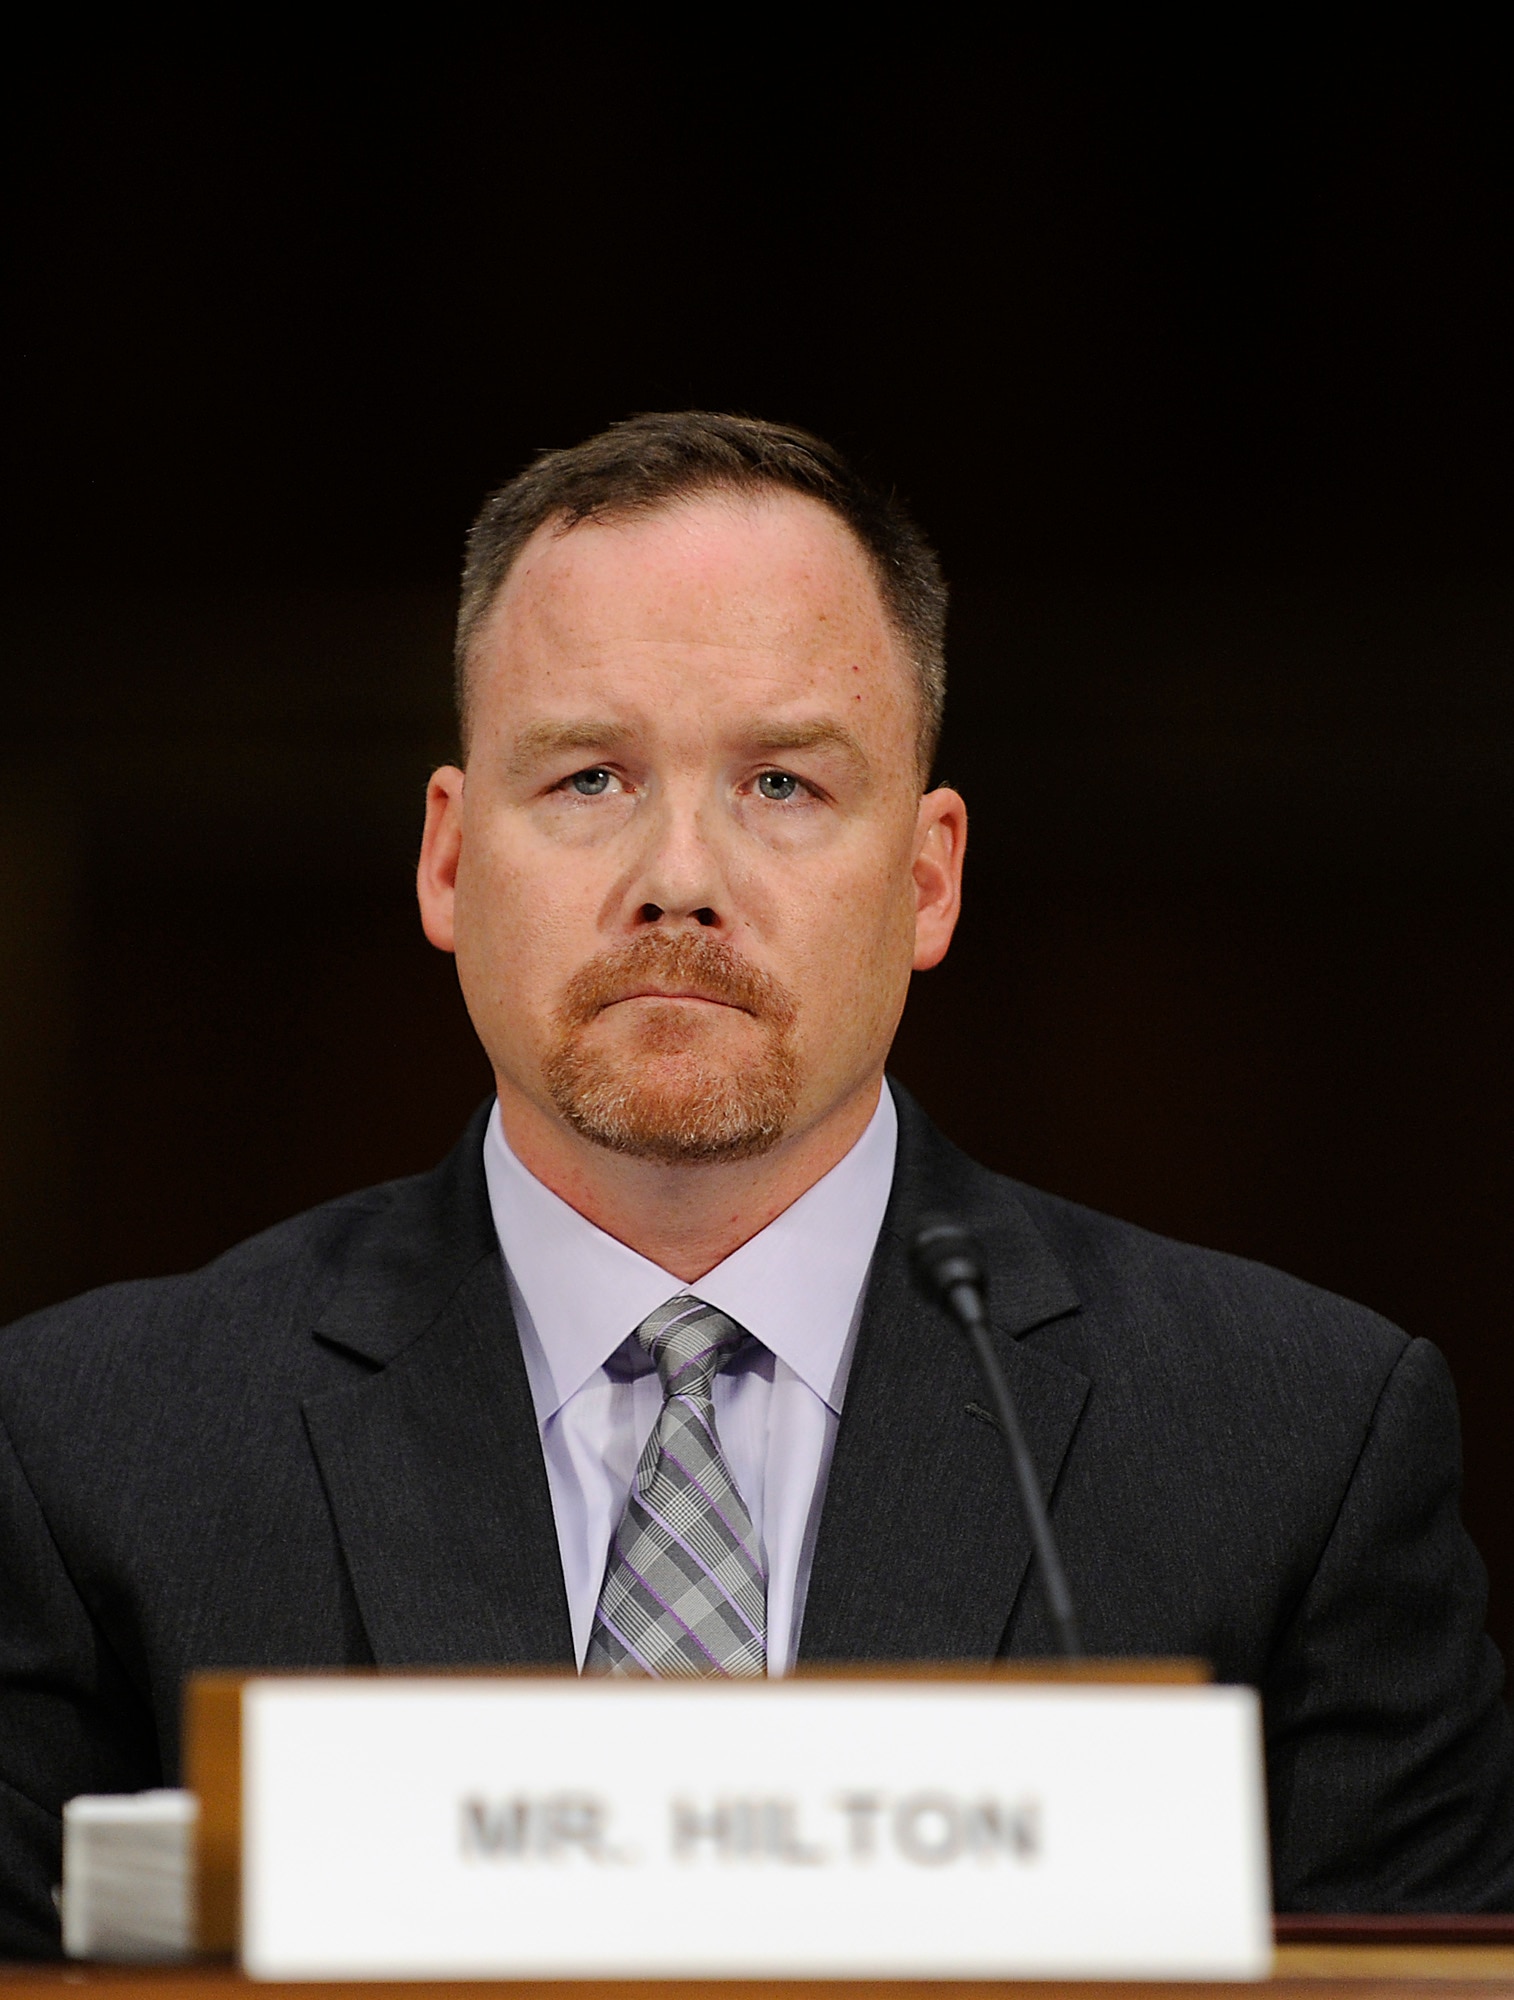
[627,790,725,932]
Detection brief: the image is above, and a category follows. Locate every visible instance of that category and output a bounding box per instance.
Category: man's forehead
[479,488,898,662]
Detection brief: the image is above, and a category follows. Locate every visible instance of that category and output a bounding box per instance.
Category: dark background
[5,29,1513,1648]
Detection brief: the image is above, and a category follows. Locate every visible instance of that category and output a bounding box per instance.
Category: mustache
[557,931,796,1033]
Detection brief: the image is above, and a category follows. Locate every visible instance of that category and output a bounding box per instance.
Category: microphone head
[910,1213,987,1304]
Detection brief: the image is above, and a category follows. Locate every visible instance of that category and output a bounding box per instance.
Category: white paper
[61,1789,198,1962]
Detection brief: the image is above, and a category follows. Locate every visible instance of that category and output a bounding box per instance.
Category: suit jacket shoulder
[0,1119,489,1391]
[0,1104,570,1957]
[817,1084,1514,1911]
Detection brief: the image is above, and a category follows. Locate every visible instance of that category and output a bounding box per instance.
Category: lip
[604,989,747,1011]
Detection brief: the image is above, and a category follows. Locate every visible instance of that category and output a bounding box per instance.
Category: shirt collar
[483,1085,897,1421]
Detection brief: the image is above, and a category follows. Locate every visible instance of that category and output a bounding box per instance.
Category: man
[2,413,1512,1956]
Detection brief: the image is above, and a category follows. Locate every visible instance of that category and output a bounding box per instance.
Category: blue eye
[757,770,800,801]
[569,768,612,795]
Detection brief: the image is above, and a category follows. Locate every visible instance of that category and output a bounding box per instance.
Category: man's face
[419,490,964,1167]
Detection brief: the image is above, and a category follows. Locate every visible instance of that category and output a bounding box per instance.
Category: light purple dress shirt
[482,1084,898,1675]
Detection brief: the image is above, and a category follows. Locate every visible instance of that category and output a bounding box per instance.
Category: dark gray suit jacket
[3,1084,1512,1955]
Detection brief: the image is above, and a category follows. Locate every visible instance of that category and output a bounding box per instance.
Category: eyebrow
[749,721,869,768]
[503,721,633,774]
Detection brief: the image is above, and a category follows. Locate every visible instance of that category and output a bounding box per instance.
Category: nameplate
[238,1674,1271,1980]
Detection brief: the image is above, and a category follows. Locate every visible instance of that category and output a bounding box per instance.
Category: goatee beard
[542,931,800,1165]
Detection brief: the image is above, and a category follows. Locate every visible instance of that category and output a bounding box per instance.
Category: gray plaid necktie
[584,1295,767,1677]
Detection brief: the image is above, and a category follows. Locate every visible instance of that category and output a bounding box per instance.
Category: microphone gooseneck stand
[911,1215,1083,1660]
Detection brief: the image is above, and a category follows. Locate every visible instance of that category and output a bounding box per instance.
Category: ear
[417,765,466,954]
[911,785,967,971]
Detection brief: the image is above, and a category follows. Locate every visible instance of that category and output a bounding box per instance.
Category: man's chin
[542,1044,800,1167]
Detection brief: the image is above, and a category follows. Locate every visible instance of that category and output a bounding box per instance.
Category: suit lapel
[301,1110,574,1667]
[799,1086,1091,1663]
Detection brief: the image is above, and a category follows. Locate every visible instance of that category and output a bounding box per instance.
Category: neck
[494,1075,886,1281]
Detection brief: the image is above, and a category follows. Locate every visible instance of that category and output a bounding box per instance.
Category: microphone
[911,1215,1083,1659]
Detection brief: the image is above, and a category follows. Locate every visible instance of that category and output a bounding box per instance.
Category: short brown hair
[455,412,948,780]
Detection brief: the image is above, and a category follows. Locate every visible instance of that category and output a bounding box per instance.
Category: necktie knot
[635,1294,744,1400]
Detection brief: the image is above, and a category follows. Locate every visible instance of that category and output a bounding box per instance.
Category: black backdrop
[5,26,1513,1652]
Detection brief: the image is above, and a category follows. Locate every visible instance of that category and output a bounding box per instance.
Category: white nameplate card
[240,1676,1271,1981]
